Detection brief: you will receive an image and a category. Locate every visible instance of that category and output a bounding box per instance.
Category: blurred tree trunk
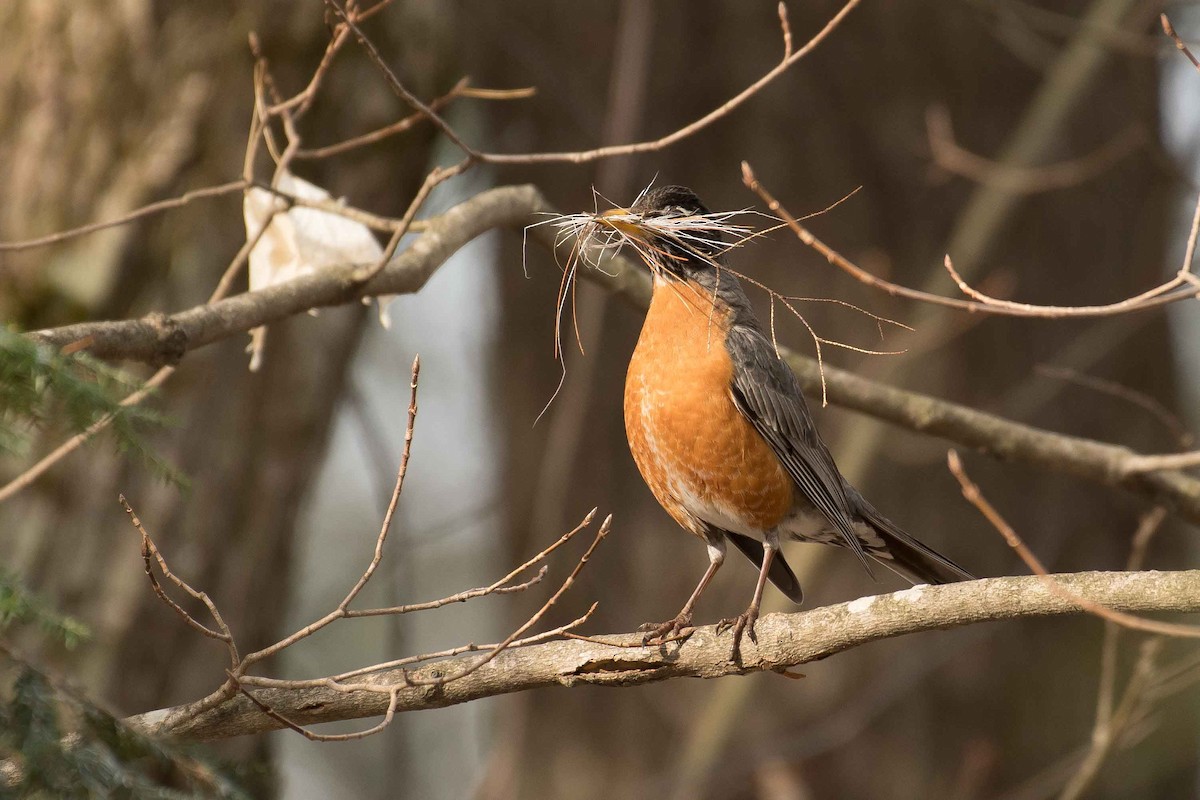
[0,1,448,792]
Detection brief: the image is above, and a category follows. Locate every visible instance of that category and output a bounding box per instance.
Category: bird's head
[593,185,729,281]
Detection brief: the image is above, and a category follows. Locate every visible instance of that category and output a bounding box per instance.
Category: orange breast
[624,278,795,537]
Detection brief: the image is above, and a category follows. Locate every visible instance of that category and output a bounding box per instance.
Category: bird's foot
[716,607,760,663]
[639,612,695,645]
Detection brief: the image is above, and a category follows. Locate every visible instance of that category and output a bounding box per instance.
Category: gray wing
[725,324,873,572]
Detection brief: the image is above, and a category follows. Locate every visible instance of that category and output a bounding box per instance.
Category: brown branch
[1056,507,1168,800]
[926,108,1143,194]
[940,253,1197,317]
[0,202,277,505]
[294,79,534,160]
[20,184,1200,524]
[741,161,1200,318]
[126,570,1200,742]
[26,185,543,363]
[1162,14,1200,74]
[402,516,610,688]
[334,0,862,165]
[0,180,247,253]
[119,495,239,668]
[117,355,605,742]
[1033,366,1194,449]
[947,450,1200,638]
[1120,450,1200,475]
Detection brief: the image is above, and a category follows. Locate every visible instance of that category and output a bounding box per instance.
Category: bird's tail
[852,493,974,585]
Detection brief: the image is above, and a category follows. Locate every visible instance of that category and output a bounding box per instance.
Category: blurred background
[3,1,1200,798]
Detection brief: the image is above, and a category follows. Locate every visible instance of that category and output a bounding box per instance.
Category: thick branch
[23,184,1200,521]
[29,185,547,363]
[126,570,1200,742]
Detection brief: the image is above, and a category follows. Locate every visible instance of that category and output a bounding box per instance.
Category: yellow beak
[595,207,646,239]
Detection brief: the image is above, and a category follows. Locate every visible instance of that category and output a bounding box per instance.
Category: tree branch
[23,184,1200,522]
[29,184,547,364]
[126,570,1200,742]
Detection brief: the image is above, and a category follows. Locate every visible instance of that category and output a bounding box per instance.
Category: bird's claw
[639,613,695,645]
[716,608,759,663]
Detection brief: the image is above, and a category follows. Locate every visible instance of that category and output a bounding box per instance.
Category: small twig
[339,355,419,611]
[232,673,401,742]
[295,77,469,159]
[0,181,247,253]
[1057,505,1169,800]
[119,495,239,668]
[294,78,534,160]
[335,0,860,165]
[345,566,549,619]
[267,22,352,117]
[239,355,422,670]
[1162,14,1200,74]
[742,161,1200,318]
[352,158,474,285]
[404,515,612,687]
[241,606,597,689]
[940,254,1198,317]
[1058,639,1163,800]
[325,0,482,160]
[947,450,1200,638]
[0,203,277,506]
[926,108,1143,194]
[1034,366,1194,449]
[777,2,793,58]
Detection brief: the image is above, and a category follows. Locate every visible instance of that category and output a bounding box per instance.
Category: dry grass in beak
[524,185,910,413]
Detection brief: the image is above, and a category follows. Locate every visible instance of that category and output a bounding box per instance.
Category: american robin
[595,185,973,659]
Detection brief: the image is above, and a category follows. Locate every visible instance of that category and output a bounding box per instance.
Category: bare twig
[939,253,1198,317]
[1056,505,1169,800]
[232,674,401,743]
[0,203,278,506]
[119,495,239,668]
[119,354,607,742]
[325,0,483,160]
[242,606,598,689]
[926,108,1143,193]
[334,0,862,165]
[1057,639,1164,800]
[0,180,247,253]
[1162,14,1200,74]
[267,22,352,117]
[352,158,473,284]
[1121,450,1200,475]
[344,505,597,618]
[742,161,1200,318]
[403,515,611,687]
[1034,365,1194,449]
[947,450,1200,638]
[294,79,534,160]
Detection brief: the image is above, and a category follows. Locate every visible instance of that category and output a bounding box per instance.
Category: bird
[594,185,974,660]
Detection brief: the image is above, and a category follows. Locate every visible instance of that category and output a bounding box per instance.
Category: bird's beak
[595,207,647,240]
